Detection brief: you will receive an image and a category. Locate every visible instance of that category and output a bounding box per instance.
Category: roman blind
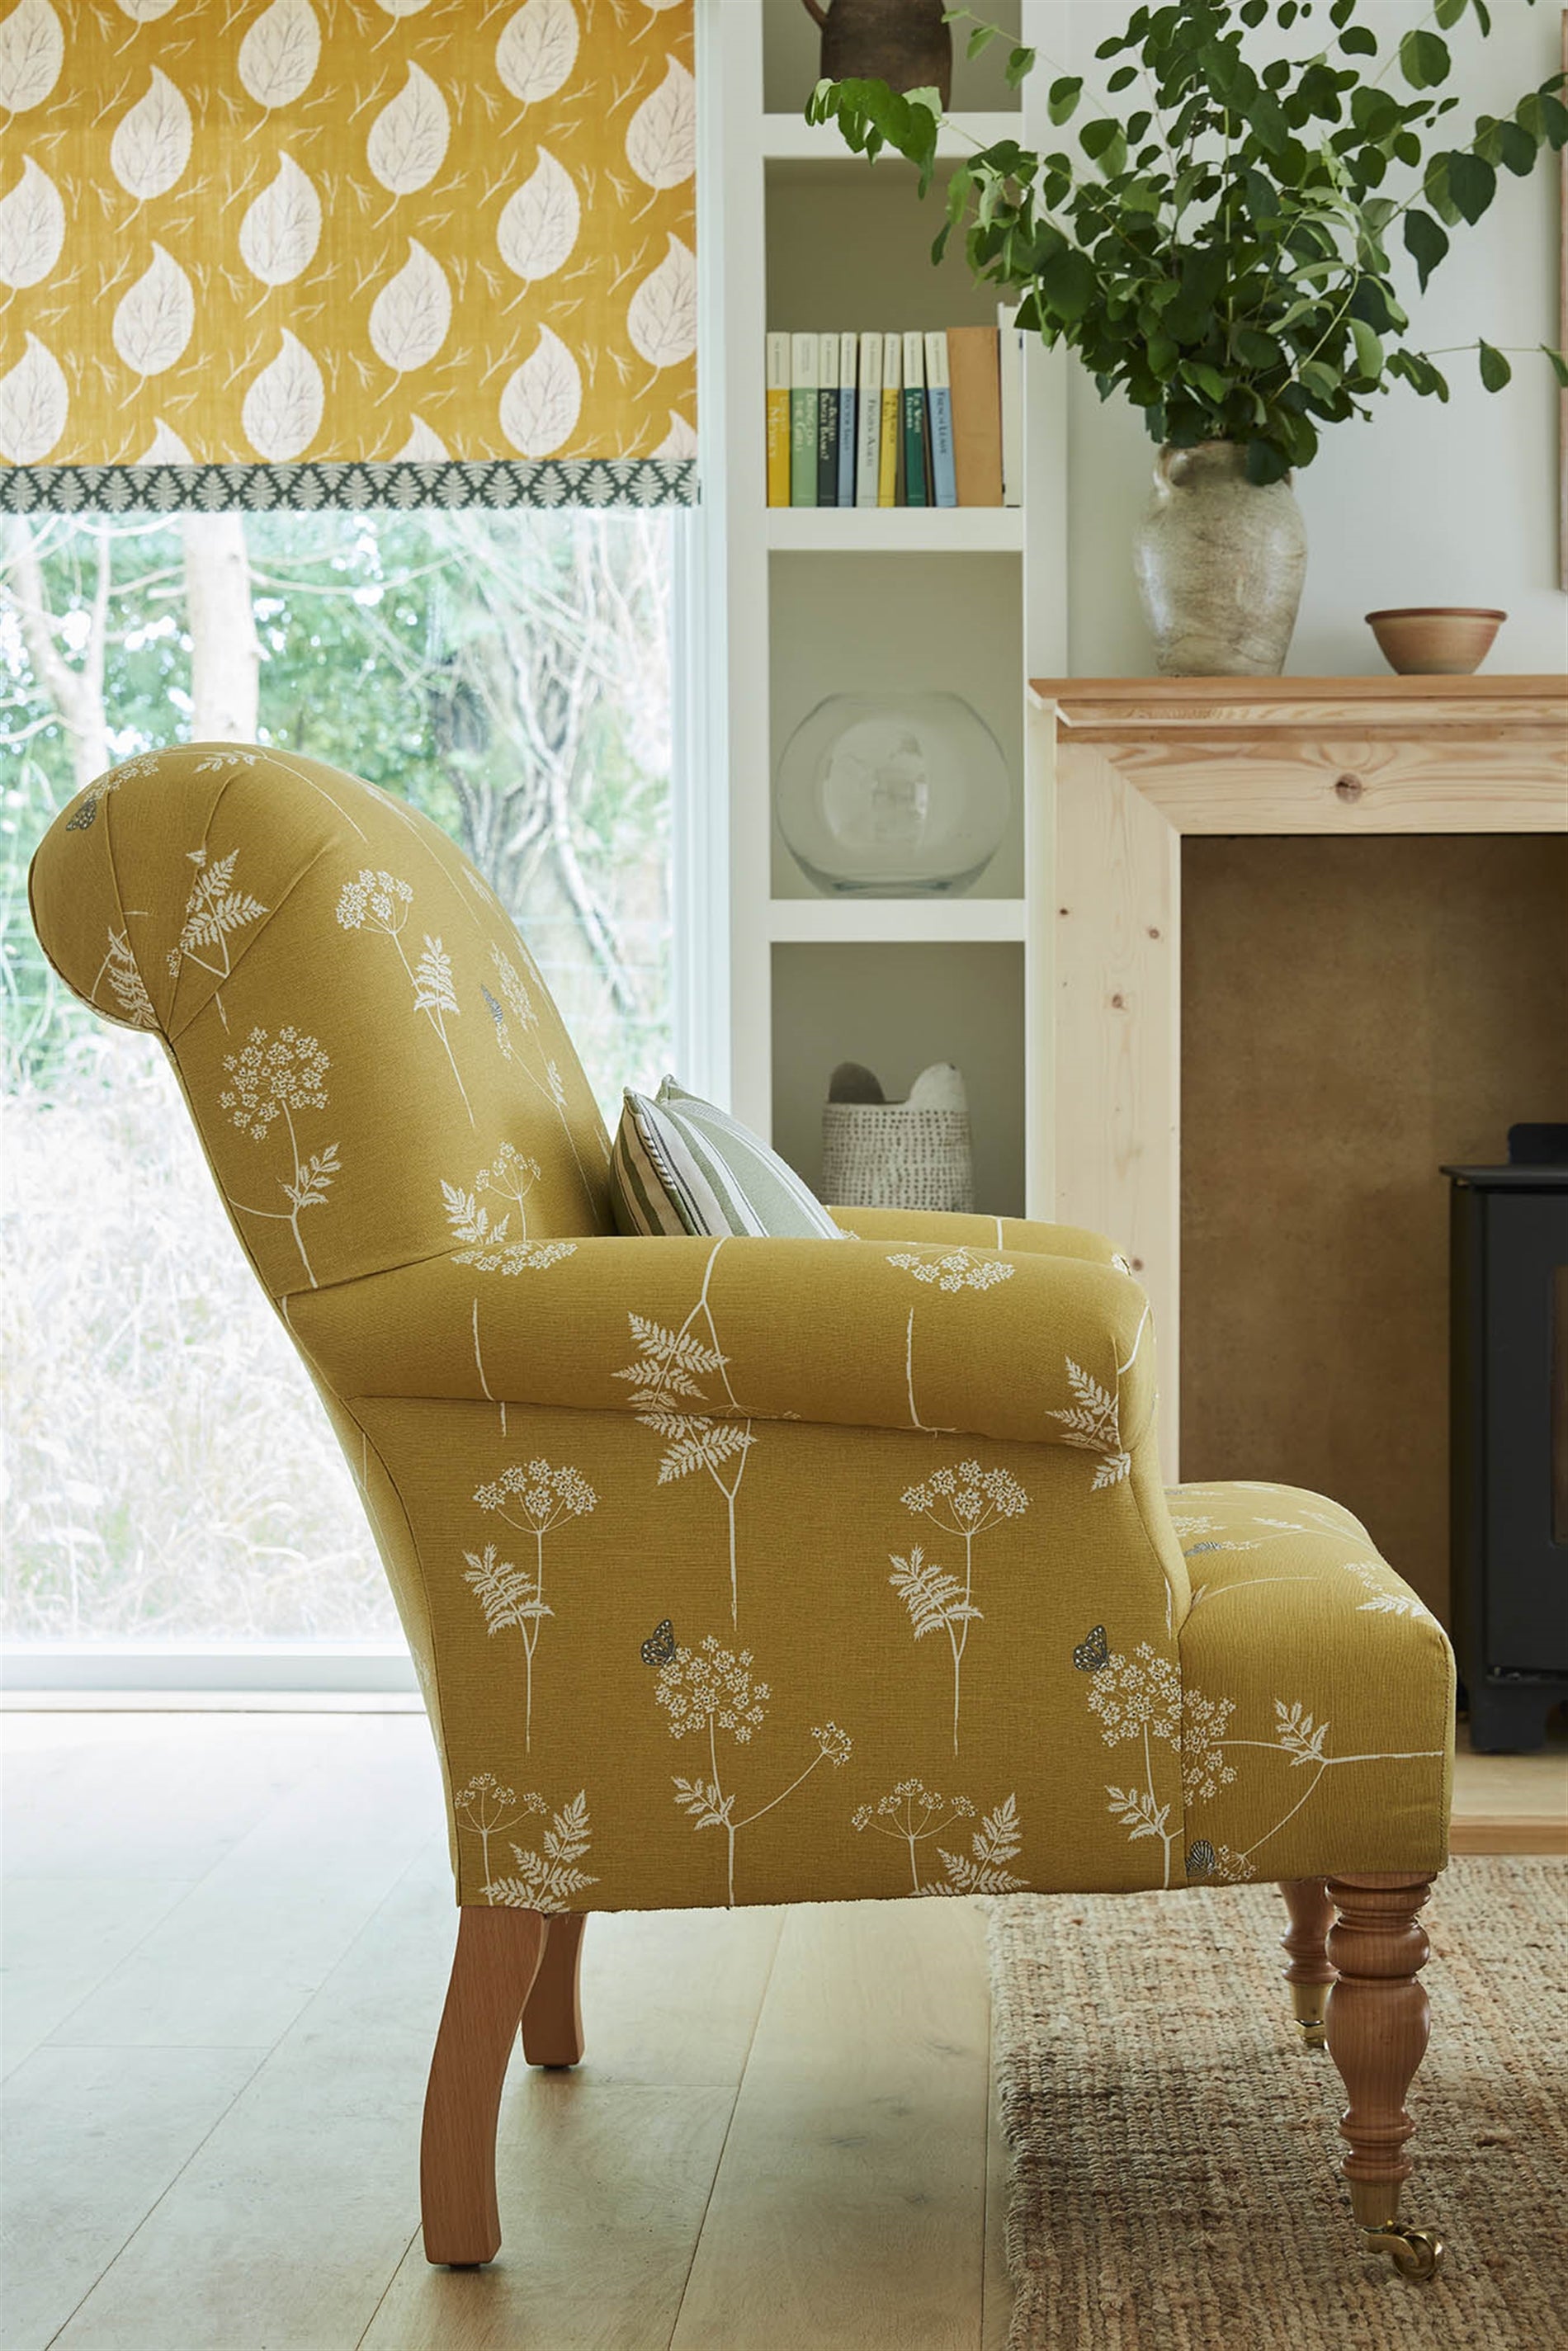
[0,0,696,512]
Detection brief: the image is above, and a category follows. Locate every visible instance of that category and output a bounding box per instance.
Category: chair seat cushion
[1169,1480,1453,1887]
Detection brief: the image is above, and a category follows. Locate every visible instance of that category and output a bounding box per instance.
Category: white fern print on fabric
[91,927,157,1028]
[484,944,595,1204]
[886,1247,1014,1295]
[852,1778,975,1893]
[1182,1519,1405,1612]
[1180,1685,1238,1806]
[452,1769,522,1893]
[895,1461,1028,1752]
[1049,1361,1129,1489]
[335,868,472,1124]
[617,1242,755,1626]
[442,1149,577,1428]
[470,1457,597,1749]
[886,1546,981,1758]
[886,1244,1014,1428]
[442,1142,545,1261]
[1344,1560,1435,1618]
[163,845,267,1027]
[851,1777,1023,1895]
[482,1788,597,1912]
[219,1023,338,1288]
[1048,1299,1152,1489]
[931,1794,1026,1895]
[1180,1691,1448,1884]
[1184,1568,1317,1611]
[1077,1635,1183,1888]
[653,1631,851,1905]
[1169,1510,1263,1560]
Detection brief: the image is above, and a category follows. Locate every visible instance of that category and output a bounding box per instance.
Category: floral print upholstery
[29,747,1452,1913]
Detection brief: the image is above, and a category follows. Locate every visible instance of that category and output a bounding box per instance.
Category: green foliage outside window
[1,509,673,1644]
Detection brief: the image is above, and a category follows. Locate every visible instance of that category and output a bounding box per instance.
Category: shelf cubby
[720,1,1058,1216]
[766,155,1001,336]
[769,551,1024,902]
[771,942,1027,1219]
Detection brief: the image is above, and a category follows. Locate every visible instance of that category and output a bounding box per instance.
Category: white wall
[1043,1,1567,677]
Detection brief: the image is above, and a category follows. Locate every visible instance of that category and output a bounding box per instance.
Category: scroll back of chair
[28,744,614,1304]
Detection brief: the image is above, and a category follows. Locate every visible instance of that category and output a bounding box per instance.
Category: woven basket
[820,1061,974,1212]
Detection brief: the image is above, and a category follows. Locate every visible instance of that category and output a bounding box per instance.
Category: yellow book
[764,333,790,507]
[877,331,901,507]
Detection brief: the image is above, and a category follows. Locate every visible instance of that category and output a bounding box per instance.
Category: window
[2,509,678,1650]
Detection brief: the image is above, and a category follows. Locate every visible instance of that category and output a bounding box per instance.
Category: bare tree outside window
[1,509,673,1644]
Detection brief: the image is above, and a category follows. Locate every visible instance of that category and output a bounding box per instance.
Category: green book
[900,329,928,507]
[790,333,818,507]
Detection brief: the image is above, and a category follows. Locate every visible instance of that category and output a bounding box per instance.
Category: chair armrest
[289,1230,1157,1462]
[829,1206,1127,1267]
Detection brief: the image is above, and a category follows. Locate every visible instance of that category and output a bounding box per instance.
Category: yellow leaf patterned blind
[0,0,696,513]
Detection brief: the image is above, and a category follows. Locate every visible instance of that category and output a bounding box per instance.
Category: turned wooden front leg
[1278,1879,1335,2047]
[421,1906,546,2267]
[522,1912,587,2068]
[1324,1875,1433,2233]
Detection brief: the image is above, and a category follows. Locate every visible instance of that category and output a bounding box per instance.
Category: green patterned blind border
[0,459,698,518]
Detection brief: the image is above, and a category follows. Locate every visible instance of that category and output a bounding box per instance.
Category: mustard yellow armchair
[30,747,1455,2285]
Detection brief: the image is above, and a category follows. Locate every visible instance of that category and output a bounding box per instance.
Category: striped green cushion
[611,1079,846,1241]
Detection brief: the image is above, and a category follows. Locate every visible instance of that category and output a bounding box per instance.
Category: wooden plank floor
[4,1711,1562,2351]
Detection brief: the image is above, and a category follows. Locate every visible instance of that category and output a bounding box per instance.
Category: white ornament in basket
[820,1060,974,1214]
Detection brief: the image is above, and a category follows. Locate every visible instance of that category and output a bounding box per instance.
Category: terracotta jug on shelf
[799,0,953,106]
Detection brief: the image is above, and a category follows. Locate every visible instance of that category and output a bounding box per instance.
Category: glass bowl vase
[775,692,1009,896]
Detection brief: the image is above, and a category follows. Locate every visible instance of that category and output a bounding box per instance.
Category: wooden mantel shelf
[1030,673,1568,737]
[1030,672,1568,1468]
[1029,673,1568,836]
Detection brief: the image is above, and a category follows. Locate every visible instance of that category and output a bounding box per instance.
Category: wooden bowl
[1365,607,1506,675]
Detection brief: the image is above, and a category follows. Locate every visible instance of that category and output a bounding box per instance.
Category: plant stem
[734,1745,829,1834]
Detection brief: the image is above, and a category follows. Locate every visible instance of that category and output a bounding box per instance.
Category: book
[817,331,839,509]
[765,333,790,507]
[998,304,1023,508]
[947,324,1002,506]
[789,333,818,507]
[837,333,857,507]
[855,331,882,507]
[924,329,956,508]
[877,331,901,507]
[900,330,928,507]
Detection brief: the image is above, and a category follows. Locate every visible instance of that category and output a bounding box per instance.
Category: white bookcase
[706,1,1065,1220]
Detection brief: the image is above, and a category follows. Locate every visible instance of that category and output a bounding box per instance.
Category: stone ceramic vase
[1132,440,1307,676]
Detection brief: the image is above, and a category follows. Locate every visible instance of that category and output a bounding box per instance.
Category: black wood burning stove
[1444,1137,1568,1752]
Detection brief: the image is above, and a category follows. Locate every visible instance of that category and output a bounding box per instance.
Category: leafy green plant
[808,0,1568,481]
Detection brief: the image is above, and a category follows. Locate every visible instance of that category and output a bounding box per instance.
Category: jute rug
[987,1858,1568,2350]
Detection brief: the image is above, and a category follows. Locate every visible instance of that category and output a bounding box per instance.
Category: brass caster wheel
[1362,2223,1445,2283]
[1287,1984,1329,2049]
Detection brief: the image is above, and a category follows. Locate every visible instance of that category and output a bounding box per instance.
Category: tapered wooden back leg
[1278,1879,1334,2047]
[422,1906,546,2267]
[522,1912,587,2069]
[1324,1873,1443,2281]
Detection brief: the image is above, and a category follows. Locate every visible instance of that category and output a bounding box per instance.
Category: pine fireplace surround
[1027,675,1568,1472]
